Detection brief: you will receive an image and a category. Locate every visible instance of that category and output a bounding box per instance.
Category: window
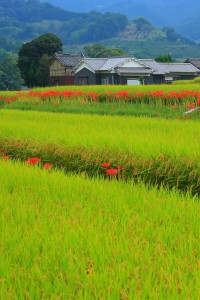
[101,76,110,85]
[78,77,88,85]
[127,79,140,85]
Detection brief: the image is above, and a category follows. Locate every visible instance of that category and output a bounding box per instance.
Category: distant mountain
[40,0,200,40]
[1,0,200,60]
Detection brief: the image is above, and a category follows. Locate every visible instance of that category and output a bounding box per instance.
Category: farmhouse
[74,57,156,85]
[49,53,83,86]
[159,62,199,83]
[49,54,199,86]
[185,58,200,72]
[73,57,199,85]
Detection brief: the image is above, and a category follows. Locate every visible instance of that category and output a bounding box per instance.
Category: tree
[0,55,23,90]
[84,44,127,58]
[162,27,180,42]
[18,33,62,87]
[155,54,173,62]
[35,54,50,87]
[134,17,153,32]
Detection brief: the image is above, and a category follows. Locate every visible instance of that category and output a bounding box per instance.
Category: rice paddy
[0,85,200,299]
[0,159,199,299]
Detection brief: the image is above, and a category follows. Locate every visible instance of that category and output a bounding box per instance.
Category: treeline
[0,49,23,90]
[0,0,128,52]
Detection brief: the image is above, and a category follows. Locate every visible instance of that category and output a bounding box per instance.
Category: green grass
[0,159,199,299]
[4,100,199,120]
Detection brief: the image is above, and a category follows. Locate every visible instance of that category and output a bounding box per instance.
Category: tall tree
[18,33,62,87]
[84,44,126,58]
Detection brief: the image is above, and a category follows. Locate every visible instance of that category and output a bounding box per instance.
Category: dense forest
[41,0,200,41]
[1,0,199,57]
[0,0,128,52]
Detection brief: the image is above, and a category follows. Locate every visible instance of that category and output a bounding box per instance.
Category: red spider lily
[106,168,118,175]
[151,90,165,97]
[43,163,52,169]
[87,92,99,101]
[4,97,17,103]
[102,162,111,168]
[3,155,10,160]
[25,157,41,165]
[171,105,177,109]
[115,90,128,99]
[61,90,75,97]
[136,93,143,98]
[61,90,85,98]
[197,98,200,105]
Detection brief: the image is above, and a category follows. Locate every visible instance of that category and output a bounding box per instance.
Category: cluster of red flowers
[25,157,52,169]
[1,152,52,169]
[115,90,129,99]
[25,157,41,165]
[0,96,17,103]
[4,97,17,103]
[109,89,200,104]
[14,90,100,103]
[2,88,200,106]
[101,162,124,175]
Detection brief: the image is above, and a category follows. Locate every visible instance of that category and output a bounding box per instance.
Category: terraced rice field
[0,85,200,299]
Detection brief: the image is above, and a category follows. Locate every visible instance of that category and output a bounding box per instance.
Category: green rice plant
[0,109,199,158]
[0,159,199,299]
[1,110,200,194]
[32,83,200,93]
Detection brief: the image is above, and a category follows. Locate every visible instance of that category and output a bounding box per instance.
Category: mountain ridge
[40,0,200,40]
[0,0,200,60]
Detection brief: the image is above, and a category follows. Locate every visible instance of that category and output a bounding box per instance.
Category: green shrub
[193,76,200,83]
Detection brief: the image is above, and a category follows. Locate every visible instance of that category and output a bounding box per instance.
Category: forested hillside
[0,0,127,51]
[1,0,200,59]
[41,0,200,41]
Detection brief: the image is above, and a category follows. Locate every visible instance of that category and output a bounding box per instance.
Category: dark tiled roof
[75,56,153,72]
[99,57,129,71]
[159,63,199,73]
[139,59,167,75]
[116,67,153,74]
[185,58,200,69]
[54,53,83,67]
[83,58,107,71]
